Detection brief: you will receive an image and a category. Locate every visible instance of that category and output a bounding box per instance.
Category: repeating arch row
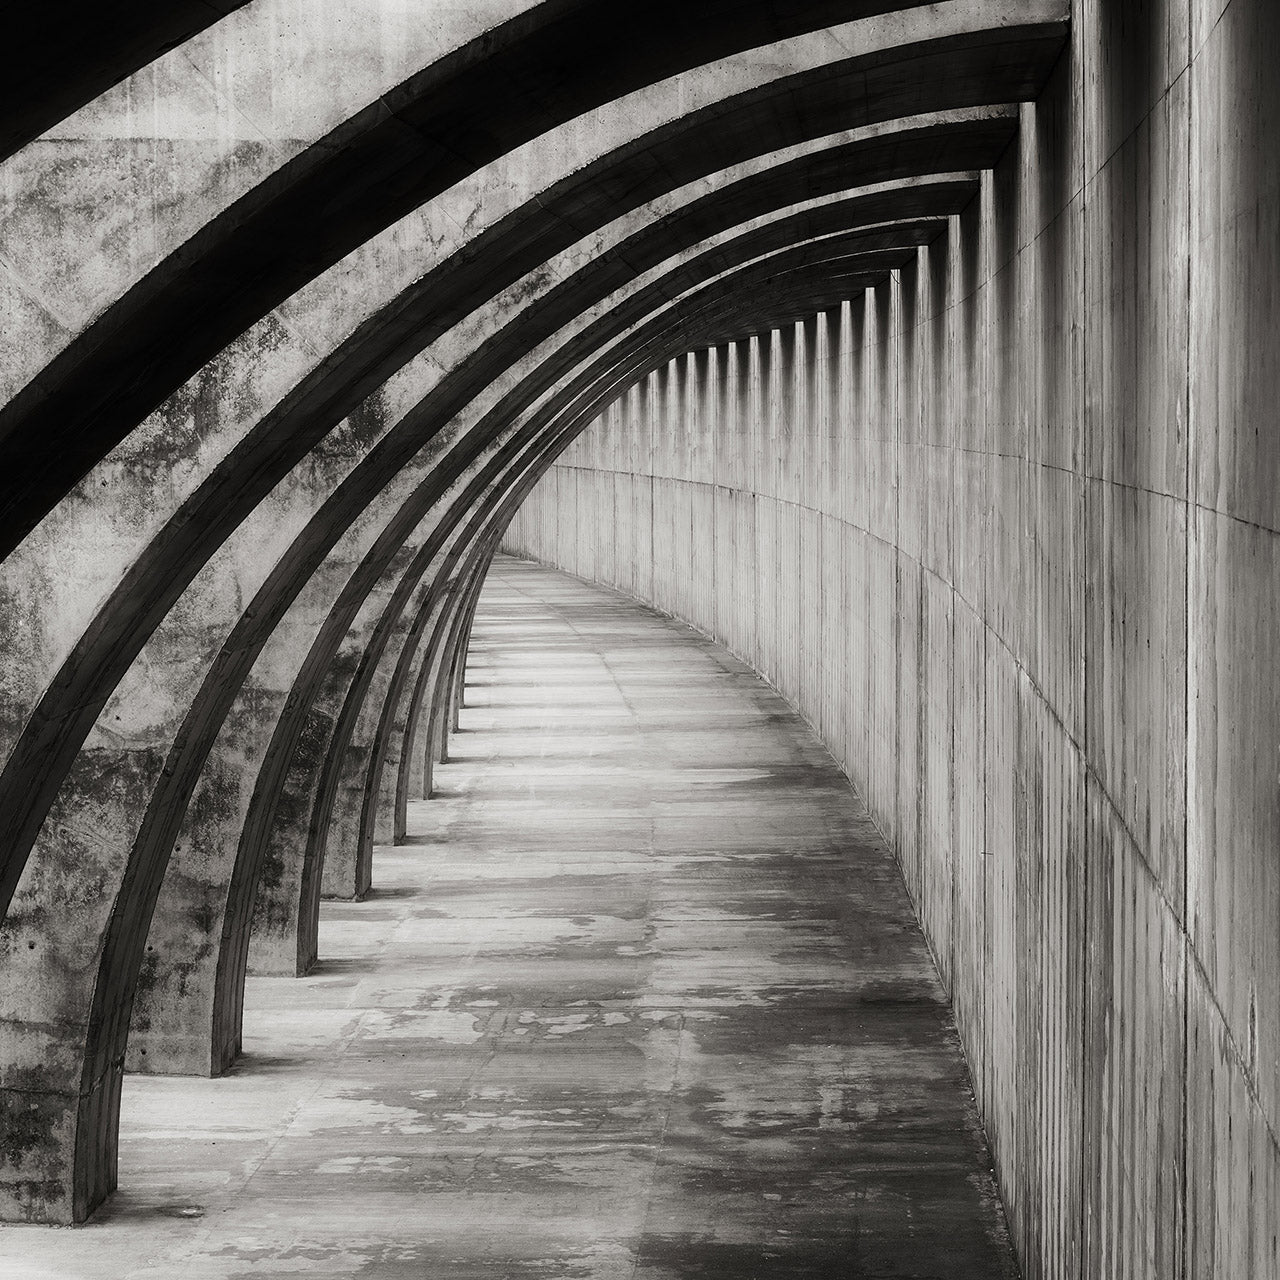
[0,0,1068,1225]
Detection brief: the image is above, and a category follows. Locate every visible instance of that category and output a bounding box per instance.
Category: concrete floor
[0,558,1016,1278]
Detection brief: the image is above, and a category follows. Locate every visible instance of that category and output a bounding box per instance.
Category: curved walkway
[0,556,1014,1278]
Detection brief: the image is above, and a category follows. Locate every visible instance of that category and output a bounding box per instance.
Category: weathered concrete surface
[2,1,1276,1274]
[0,0,539,404]
[0,93,1050,1221]
[0,1,1067,555]
[0,15,1068,1228]
[0,134,1008,1223]
[0,558,1013,1276]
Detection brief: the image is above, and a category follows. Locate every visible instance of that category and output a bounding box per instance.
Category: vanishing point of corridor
[0,558,1012,1278]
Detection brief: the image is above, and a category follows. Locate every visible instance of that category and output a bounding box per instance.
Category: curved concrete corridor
[0,558,1013,1278]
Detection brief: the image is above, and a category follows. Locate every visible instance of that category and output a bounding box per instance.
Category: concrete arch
[377,286,889,830]
[0,1,251,161]
[0,36,1033,824]
[0,1,1067,552]
[8,7,1278,1278]
[0,131,1027,1190]
[4,256,859,1219]
[176,207,919,1026]
[185,260,787,1057]
[0,16,1066,932]
[0,0,1082,1237]
[0,182,988,1225]
[179,200,929,980]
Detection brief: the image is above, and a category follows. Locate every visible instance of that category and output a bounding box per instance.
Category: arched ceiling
[0,2,1066,553]
[0,0,1070,1226]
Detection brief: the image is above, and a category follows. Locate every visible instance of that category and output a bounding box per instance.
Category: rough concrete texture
[504,11,1280,1280]
[0,5,1069,1222]
[0,559,1014,1278]
[0,1,1275,1275]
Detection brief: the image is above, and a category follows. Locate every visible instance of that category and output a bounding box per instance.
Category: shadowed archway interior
[0,3,1277,1280]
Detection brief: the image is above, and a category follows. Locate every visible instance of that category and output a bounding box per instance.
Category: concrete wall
[504,4,1280,1276]
[2,3,1073,1222]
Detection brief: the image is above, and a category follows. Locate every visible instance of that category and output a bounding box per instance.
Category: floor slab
[0,557,1016,1278]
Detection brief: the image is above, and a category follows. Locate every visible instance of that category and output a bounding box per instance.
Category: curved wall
[504,5,1280,1278]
